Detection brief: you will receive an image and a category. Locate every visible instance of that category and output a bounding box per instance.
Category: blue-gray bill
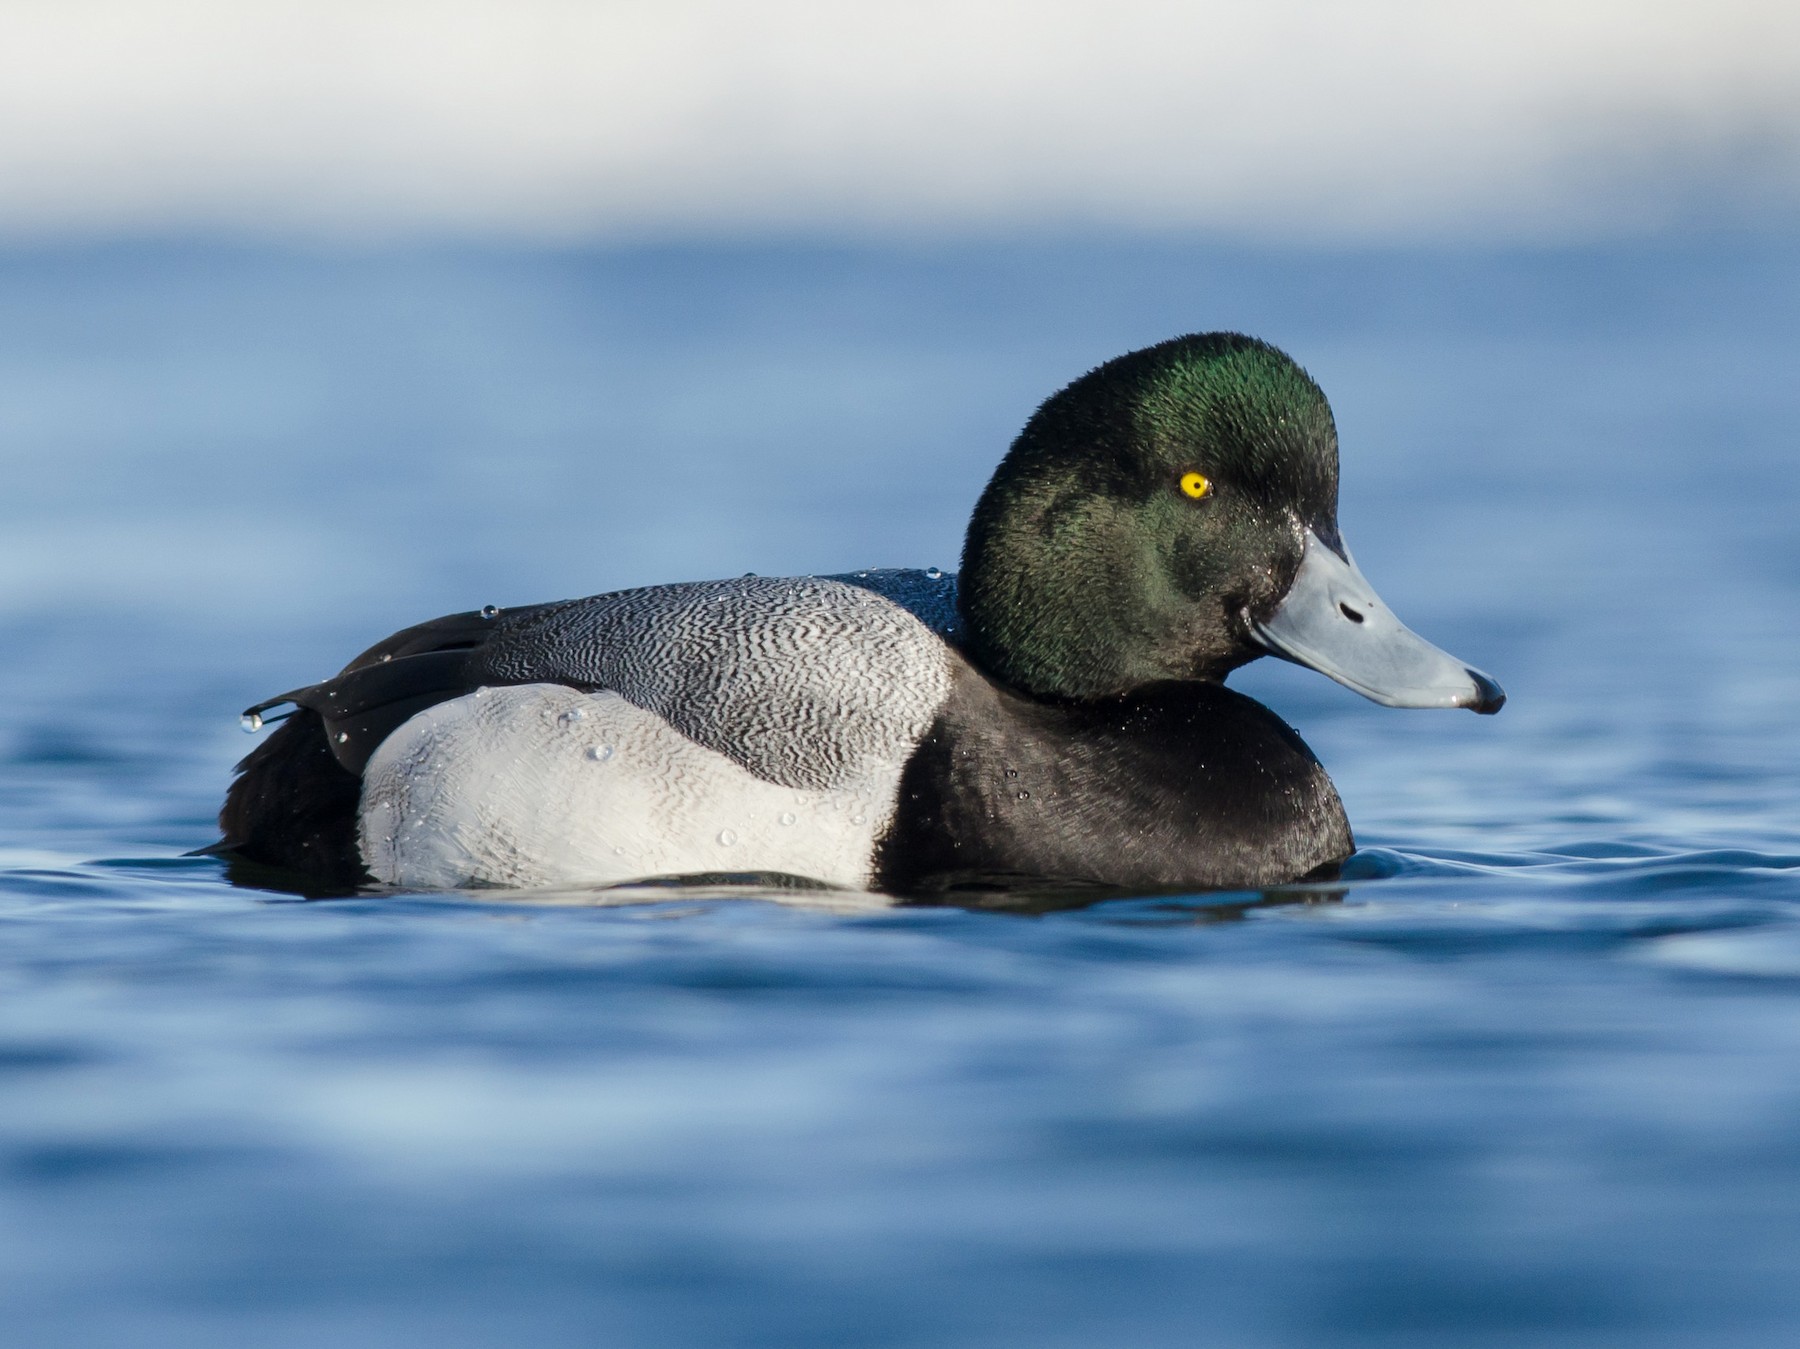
[1252,530,1505,714]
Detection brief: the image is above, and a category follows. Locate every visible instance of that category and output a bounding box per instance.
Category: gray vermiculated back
[469,575,954,792]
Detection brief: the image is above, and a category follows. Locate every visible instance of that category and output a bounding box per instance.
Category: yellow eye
[1179,471,1213,499]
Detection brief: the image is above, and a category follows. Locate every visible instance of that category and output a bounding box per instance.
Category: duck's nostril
[1338,603,1365,624]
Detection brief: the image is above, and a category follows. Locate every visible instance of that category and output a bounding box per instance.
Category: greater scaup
[218,333,1502,894]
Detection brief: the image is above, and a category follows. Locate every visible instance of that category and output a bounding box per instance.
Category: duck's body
[220,334,1499,895]
[224,569,1349,893]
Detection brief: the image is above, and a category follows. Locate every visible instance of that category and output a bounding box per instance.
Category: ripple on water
[3,241,1800,1346]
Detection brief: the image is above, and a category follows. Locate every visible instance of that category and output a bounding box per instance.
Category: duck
[217,332,1503,896]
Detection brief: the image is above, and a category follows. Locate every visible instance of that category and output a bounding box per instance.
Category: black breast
[874,666,1352,896]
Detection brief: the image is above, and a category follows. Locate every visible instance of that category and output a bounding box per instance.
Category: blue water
[2,237,1799,1346]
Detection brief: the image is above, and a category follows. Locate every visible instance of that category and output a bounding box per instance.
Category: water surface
[2,238,1798,1346]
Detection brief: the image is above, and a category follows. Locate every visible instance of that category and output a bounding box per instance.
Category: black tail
[216,709,370,888]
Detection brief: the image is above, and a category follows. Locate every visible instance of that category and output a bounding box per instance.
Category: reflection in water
[217,848,1349,921]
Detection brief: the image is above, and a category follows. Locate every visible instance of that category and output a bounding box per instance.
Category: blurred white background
[1,0,1796,242]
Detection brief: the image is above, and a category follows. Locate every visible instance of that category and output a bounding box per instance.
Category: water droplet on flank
[480,604,500,619]
[380,653,392,662]
[586,745,613,762]
[850,814,866,826]
[1004,768,1018,779]
[559,706,586,724]
[717,829,737,847]
[925,566,943,580]
[778,811,797,826]
[613,846,625,856]
[335,732,349,744]
[1017,790,1030,801]
[239,712,263,733]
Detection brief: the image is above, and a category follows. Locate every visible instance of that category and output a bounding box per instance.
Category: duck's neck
[956,465,1217,701]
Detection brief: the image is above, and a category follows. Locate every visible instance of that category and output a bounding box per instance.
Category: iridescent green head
[959,333,1502,713]
[959,333,1336,698]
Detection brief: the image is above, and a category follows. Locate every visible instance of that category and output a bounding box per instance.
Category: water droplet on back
[850,813,866,826]
[778,811,797,826]
[717,828,737,847]
[480,604,500,619]
[239,712,263,733]
[925,566,943,580]
[335,732,349,744]
[586,744,613,762]
[559,706,586,724]
[1017,790,1030,801]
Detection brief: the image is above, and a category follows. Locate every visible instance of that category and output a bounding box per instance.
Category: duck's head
[958,332,1503,712]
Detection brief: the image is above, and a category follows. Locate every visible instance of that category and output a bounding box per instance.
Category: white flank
[360,685,901,891]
